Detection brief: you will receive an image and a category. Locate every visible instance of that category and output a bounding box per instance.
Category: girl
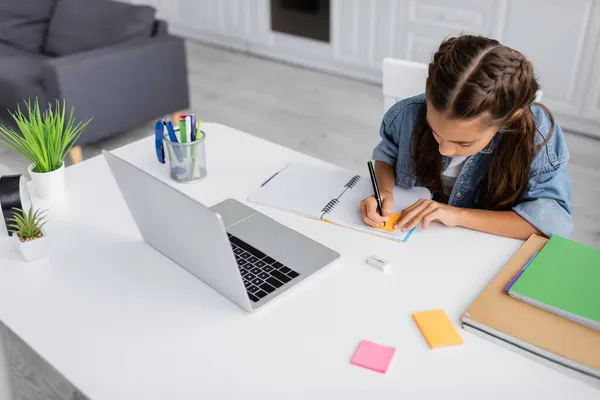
[360,35,572,240]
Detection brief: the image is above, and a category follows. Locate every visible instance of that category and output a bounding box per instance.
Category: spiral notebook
[248,163,431,242]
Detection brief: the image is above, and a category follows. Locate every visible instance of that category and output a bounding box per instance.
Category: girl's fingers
[395,200,429,229]
[381,197,394,217]
[401,198,426,215]
[365,197,386,223]
[395,199,427,226]
[361,202,382,227]
[360,202,372,224]
[360,202,367,220]
[402,202,439,232]
[422,209,440,229]
[365,216,382,227]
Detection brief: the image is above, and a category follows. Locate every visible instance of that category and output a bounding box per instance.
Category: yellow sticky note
[412,309,464,349]
[377,213,400,232]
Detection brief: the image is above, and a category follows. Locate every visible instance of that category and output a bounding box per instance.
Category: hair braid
[412,34,555,209]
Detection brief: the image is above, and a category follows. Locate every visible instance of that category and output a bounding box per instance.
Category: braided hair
[412,35,555,209]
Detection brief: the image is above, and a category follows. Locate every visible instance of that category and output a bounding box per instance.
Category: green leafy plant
[0,99,92,173]
[6,207,48,242]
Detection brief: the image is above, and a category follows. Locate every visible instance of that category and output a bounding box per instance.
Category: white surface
[0,123,598,400]
[382,58,429,112]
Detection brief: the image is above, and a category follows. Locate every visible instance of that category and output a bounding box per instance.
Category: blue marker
[165,120,178,143]
[155,120,165,163]
[164,120,184,162]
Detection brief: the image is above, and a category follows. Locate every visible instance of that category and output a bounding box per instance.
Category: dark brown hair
[412,35,554,209]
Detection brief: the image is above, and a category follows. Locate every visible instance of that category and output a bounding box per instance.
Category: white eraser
[367,255,390,272]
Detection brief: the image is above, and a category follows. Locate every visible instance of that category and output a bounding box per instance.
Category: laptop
[103,151,340,312]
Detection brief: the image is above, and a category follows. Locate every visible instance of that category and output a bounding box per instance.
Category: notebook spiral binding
[345,175,361,189]
[321,198,340,215]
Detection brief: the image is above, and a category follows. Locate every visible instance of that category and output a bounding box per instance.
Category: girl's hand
[360,190,394,228]
[395,199,462,232]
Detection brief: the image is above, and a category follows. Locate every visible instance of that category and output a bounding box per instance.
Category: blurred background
[0,0,598,245]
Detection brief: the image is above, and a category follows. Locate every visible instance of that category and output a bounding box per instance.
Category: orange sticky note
[412,309,463,349]
[377,213,400,233]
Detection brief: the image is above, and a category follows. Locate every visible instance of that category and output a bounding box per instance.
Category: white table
[0,123,597,400]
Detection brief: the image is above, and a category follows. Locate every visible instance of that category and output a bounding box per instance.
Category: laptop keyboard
[228,234,300,303]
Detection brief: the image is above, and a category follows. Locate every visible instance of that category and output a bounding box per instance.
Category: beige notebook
[462,235,600,379]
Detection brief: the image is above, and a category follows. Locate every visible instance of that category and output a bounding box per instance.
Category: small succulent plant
[7,206,48,242]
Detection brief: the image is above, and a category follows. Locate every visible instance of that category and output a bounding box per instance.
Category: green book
[509,236,600,331]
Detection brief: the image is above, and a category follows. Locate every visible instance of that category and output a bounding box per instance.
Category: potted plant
[0,99,91,200]
[6,206,49,262]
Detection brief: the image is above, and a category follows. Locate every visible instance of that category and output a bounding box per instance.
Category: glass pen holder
[163,131,207,183]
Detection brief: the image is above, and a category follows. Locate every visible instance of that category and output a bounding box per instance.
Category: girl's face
[426,102,497,157]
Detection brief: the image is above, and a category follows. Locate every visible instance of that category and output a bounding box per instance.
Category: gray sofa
[0,0,189,147]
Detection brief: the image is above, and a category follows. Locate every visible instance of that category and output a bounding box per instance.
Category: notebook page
[325,177,432,241]
[248,163,356,219]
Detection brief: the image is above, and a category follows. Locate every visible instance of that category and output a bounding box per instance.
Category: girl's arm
[374,161,396,195]
[456,208,542,239]
[395,199,543,240]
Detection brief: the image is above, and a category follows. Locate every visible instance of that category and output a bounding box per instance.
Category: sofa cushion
[45,0,155,56]
[0,43,48,114]
[0,42,27,58]
[0,0,57,53]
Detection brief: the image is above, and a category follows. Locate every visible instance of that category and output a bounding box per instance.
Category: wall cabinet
[123,0,600,137]
[332,0,501,70]
[499,0,600,121]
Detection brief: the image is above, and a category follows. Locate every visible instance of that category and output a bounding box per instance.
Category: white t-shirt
[441,156,469,197]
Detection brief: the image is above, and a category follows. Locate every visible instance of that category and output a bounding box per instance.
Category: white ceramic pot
[12,228,49,262]
[28,163,65,201]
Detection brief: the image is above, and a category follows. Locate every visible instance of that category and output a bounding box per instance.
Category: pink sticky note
[350,340,396,374]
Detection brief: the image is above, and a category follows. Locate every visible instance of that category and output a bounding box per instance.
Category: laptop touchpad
[228,212,338,275]
[210,199,257,228]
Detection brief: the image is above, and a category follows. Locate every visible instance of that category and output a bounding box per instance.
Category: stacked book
[462,235,600,381]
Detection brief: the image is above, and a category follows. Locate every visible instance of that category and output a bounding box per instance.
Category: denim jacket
[373,94,573,238]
